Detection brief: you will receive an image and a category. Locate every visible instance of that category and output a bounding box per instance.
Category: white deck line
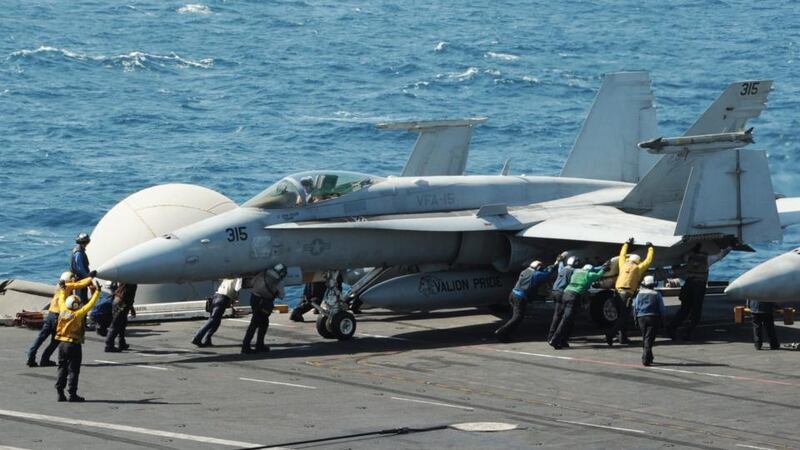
[0,408,261,448]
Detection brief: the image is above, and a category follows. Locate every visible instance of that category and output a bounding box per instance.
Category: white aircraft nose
[97,237,187,284]
[724,250,800,302]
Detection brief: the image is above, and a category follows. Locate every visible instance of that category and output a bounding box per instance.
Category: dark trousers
[495,294,527,339]
[668,277,707,337]
[243,295,273,349]
[28,312,59,362]
[607,290,633,342]
[752,313,779,349]
[637,315,660,365]
[105,311,129,349]
[546,290,564,342]
[290,297,314,320]
[55,342,82,394]
[550,291,578,345]
[194,294,229,343]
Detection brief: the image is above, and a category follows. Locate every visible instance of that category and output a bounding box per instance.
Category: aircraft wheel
[590,290,618,329]
[316,314,335,339]
[329,311,357,341]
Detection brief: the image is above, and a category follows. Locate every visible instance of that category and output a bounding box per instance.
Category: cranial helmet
[300,176,313,187]
[566,256,578,267]
[273,263,288,278]
[627,254,641,263]
[529,260,542,270]
[582,264,593,270]
[64,295,81,311]
[642,275,656,288]
[75,233,91,244]
[59,271,75,283]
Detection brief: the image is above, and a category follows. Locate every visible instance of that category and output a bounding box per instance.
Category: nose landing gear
[313,270,357,340]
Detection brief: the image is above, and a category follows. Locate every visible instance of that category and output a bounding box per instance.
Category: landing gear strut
[313,270,357,340]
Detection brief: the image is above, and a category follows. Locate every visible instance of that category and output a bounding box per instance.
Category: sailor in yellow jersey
[606,238,654,346]
[26,272,94,367]
[54,279,101,402]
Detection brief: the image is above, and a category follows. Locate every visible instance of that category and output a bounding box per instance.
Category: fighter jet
[98,73,800,320]
[725,247,800,303]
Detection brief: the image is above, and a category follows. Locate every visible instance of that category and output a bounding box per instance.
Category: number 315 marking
[740,81,760,96]
[226,227,248,242]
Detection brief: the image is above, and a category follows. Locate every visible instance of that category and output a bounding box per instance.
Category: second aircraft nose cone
[96,237,187,284]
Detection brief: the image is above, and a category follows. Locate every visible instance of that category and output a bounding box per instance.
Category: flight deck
[1,295,798,449]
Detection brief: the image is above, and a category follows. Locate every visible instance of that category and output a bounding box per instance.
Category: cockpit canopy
[242,171,384,209]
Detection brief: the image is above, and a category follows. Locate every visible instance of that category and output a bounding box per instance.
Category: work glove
[89,270,98,278]
[645,242,653,247]
[626,237,635,245]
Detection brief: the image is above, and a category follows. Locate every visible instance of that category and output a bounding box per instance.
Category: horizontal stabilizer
[777,197,800,228]
[685,80,772,136]
[378,118,487,177]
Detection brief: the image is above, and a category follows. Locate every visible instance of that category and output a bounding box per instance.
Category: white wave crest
[449,67,479,80]
[112,51,214,71]
[434,41,448,52]
[177,4,211,14]
[9,46,213,71]
[10,46,87,60]
[486,51,519,61]
[522,75,540,83]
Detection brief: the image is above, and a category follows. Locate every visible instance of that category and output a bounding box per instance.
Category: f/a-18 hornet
[98,72,800,336]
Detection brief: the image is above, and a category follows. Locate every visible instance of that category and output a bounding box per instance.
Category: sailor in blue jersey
[71,233,94,302]
[632,275,666,366]
[546,255,577,344]
[495,255,562,342]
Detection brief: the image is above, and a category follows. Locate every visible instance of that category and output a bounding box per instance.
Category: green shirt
[564,268,605,295]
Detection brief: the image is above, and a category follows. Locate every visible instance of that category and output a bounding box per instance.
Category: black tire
[589,290,619,329]
[316,314,335,339]
[329,311,357,340]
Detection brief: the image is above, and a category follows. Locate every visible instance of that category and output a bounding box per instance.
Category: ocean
[1,0,799,287]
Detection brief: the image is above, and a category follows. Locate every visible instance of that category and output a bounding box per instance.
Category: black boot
[57,390,67,402]
[68,393,85,402]
[26,358,38,368]
[255,345,270,353]
[40,359,56,367]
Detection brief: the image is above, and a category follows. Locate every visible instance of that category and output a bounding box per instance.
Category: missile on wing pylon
[724,248,800,303]
[638,128,754,154]
[360,270,517,311]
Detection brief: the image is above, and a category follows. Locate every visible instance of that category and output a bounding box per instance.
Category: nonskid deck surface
[1,296,798,450]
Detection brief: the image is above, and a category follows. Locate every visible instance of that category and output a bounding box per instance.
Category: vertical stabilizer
[685,80,772,135]
[621,80,773,221]
[377,118,487,177]
[560,71,660,182]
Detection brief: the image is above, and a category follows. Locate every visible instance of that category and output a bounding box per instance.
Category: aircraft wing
[268,204,683,247]
[516,206,682,247]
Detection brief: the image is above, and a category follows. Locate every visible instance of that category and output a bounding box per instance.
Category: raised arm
[639,244,655,271]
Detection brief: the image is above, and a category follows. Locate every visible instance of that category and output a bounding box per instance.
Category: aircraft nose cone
[97,237,186,284]
[723,279,746,301]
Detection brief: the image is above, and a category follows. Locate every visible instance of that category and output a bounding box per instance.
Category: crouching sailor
[55,280,101,402]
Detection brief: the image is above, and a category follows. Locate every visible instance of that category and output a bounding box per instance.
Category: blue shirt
[71,245,91,278]
[552,262,574,292]
[513,264,557,299]
[632,287,666,318]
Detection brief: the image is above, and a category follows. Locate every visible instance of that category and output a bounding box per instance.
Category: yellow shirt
[615,243,654,292]
[47,278,94,313]
[55,288,100,344]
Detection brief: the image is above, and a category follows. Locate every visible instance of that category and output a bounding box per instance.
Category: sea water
[1,0,798,289]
